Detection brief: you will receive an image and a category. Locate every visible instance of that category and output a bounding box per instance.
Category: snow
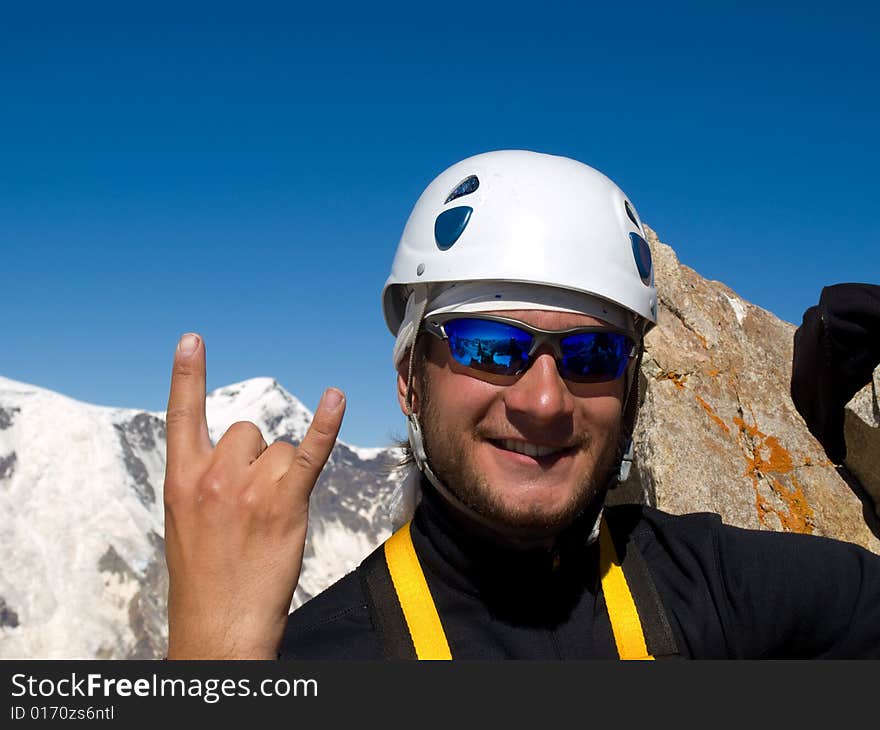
[723,294,747,325]
[204,377,313,444]
[345,445,387,461]
[0,374,397,658]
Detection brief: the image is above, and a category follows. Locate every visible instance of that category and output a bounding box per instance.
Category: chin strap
[613,336,645,487]
[617,439,635,483]
[406,412,443,498]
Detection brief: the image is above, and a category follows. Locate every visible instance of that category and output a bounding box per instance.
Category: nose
[502,350,574,430]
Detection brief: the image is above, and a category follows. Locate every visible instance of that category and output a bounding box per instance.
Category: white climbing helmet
[382,149,657,337]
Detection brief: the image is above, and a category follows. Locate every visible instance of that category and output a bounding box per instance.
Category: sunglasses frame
[423,312,638,383]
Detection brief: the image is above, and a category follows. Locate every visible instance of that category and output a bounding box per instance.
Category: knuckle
[162,464,197,508]
[172,359,198,379]
[198,468,228,501]
[164,406,192,427]
[266,440,295,458]
[237,485,259,511]
[294,447,320,472]
[227,420,263,439]
[309,414,338,440]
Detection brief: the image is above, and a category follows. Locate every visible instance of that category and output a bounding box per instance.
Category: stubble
[418,367,622,534]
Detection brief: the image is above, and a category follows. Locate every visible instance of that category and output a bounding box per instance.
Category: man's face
[400,309,627,533]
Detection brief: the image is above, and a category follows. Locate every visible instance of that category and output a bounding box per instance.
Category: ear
[396,347,421,417]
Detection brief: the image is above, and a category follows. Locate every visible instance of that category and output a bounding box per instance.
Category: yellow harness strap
[383,522,452,660]
[383,518,653,660]
[598,516,655,660]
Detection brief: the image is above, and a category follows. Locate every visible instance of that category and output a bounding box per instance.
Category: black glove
[791,283,880,464]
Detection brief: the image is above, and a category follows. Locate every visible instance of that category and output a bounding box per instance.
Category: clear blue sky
[2,1,878,447]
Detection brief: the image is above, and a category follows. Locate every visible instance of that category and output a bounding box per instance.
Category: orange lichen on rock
[660,371,688,389]
[733,416,815,534]
[706,368,720,378]
[767,474,814,533]
[694,395,731,434]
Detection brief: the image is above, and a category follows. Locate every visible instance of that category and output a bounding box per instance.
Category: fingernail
[322,388,344,411]
[177,333,200,357]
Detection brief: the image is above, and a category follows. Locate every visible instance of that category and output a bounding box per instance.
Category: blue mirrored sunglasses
[424,314,637,383]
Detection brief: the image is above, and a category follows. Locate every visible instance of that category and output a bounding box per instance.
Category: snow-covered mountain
[0,375,403,659]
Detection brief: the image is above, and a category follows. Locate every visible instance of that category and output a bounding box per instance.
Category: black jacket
[280,485,880,659]
[791,282,880,464]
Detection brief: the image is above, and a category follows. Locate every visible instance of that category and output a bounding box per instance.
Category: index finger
[165,333,213,469]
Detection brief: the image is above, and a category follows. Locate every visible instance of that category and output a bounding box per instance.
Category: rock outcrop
[844,367,880,517]
[611,227,880,553]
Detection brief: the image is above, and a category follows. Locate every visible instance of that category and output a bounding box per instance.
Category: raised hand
[162,333,345,659]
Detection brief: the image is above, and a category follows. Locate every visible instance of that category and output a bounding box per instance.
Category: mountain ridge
[0,372,402,658]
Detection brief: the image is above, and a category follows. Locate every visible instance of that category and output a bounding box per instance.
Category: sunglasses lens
[559,332,632,382]
[440,318,633,383]
[443,318,532,376]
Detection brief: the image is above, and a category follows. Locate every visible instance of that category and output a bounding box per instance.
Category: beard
[418,370,623,535]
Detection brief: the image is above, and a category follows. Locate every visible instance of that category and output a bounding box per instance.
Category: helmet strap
[404,287,429,418]
[617,438,636,483]
[614,336,645,486]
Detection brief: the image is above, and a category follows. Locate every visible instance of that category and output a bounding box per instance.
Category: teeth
[500,439,564,458]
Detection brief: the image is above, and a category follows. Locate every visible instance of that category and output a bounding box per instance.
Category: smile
[497,439,567,458]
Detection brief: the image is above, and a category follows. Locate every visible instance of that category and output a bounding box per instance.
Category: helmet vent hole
[444,175,480,204]
[625,200,640,228]
[630,233,653,285]
[434,206,473,250]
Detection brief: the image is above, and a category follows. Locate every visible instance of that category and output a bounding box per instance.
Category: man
[163,151,880,660]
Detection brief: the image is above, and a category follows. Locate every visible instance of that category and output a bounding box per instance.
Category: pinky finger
[281,388,345,495]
